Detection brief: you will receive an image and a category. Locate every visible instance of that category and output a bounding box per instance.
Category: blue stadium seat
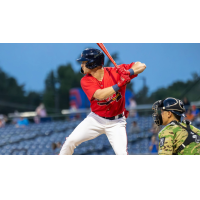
[0,116,155,155]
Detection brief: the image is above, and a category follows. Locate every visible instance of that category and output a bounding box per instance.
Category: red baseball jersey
[81,63,138,118]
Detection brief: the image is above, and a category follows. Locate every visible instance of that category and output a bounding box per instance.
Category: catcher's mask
[152,97,186,126]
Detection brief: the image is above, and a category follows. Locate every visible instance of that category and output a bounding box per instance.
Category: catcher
[152,97,200,155]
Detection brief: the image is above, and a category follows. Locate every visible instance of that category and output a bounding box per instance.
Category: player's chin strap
[171,120,200,154]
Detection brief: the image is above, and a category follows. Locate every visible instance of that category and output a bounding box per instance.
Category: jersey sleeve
[120,63,138,80]
[81,77,100,101]
[158,129,174,155]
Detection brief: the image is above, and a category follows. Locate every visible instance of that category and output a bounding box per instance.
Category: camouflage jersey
[158,121,200,155]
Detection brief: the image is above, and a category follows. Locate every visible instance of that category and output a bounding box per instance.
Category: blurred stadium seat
[1,112,199,155]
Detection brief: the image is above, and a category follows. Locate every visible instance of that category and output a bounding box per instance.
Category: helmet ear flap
[80,68,84,74]
[86,60,98,69]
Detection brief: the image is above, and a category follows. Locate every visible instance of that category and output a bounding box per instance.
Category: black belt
[102,114,123,120]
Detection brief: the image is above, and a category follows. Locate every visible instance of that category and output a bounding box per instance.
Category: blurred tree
[135,85,149,104]
[126,82,134,93]
[57,63,82,110]
[43,70,57,113]
[146,72,200,104]
[0,68,46,115]
[25,91,42,110]
[0,68,26,114]
[0,58,199,117]
[43,63,83,112]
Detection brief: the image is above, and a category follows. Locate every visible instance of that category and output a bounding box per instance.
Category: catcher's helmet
[152,97,186,126]
[77,48,104,71]
[162,98,185,116]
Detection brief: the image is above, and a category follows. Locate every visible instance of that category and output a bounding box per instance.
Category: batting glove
[116,66,131,76]
[117,74,131,88]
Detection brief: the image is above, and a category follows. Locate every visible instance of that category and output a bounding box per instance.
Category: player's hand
[116,66,130,76]
[117,74,131,88]
[131,62,146,75]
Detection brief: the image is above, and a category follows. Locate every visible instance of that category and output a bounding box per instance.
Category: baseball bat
[97,43,119,69]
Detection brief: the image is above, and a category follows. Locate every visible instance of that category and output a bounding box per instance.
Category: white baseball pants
[59,112,128,155]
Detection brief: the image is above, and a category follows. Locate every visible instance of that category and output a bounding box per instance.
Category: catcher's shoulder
[158,123,178,138]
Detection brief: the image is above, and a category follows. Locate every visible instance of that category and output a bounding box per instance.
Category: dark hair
[132,121,137,125]
[173,113,181,122]
[51,143,57,150]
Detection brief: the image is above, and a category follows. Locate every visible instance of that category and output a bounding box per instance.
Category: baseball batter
[60,48,146,155]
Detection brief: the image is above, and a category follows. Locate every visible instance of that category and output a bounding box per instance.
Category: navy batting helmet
[77,48,104,73]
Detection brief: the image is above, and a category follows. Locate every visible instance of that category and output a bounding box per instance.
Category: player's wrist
[128,69,134,76]
[112,84,120,92]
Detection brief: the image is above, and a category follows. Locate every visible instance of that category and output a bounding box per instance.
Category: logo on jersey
[160,137,165,147]
[96,92,122,106]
